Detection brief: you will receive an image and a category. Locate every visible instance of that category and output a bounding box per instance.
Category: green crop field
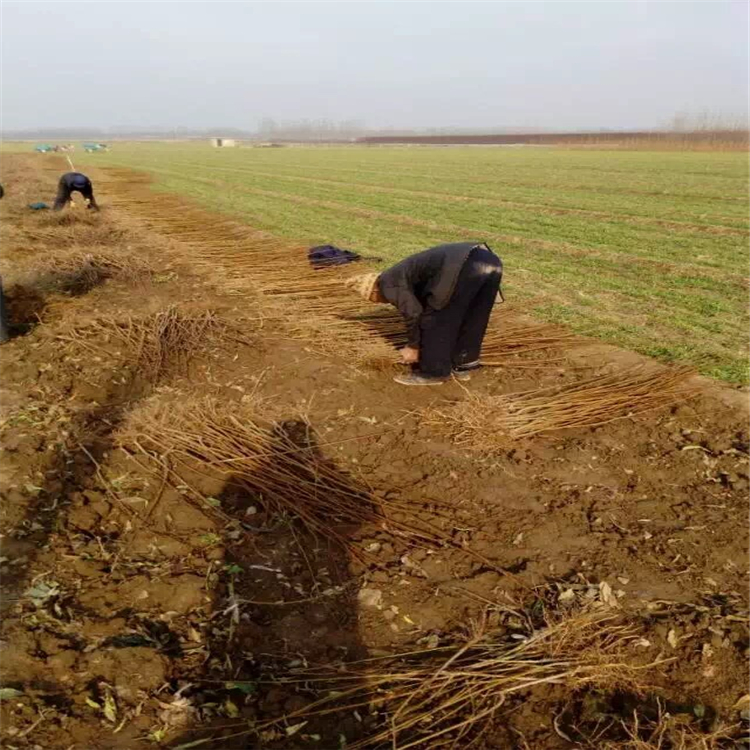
[68,143,750,383]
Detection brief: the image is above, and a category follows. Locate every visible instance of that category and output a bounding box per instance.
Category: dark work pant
[53,177,99,211]
[0,276,8,343]
[418,246,502,378]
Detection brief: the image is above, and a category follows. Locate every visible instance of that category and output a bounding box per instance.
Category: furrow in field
[119,151,749,228]
[205,157,749,203]
[98,148,750,226]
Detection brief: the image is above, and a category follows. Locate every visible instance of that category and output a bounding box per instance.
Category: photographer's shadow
[170,419,375,748]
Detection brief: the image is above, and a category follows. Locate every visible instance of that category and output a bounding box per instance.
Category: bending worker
[53,172,99,211]
[347,242,503,386]
[0,187,6,343]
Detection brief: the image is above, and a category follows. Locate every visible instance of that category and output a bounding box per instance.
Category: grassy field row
[63,143,750,383]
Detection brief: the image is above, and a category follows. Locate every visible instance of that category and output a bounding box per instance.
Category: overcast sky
[1,1,747,131]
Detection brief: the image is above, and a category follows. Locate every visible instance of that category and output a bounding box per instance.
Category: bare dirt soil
[0,154,747,750]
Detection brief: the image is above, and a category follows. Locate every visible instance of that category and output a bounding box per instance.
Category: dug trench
[0,153,747,749]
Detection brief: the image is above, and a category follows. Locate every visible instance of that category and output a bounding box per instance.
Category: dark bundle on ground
[2,284,47,336]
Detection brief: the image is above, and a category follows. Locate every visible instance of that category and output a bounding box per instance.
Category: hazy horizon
[1,1,747,132]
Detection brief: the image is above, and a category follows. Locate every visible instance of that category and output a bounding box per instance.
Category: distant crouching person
[53,172,99,211]
[347,242,503,385]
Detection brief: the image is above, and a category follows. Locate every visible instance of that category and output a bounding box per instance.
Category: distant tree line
[3,110,746,143]
[664,110,749,132]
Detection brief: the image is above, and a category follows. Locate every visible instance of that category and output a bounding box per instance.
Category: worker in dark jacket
[0,183,6,342]
[347,242,503,385]
[53,172,99,211]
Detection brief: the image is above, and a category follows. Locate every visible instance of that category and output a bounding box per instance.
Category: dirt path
[0,154,747,749]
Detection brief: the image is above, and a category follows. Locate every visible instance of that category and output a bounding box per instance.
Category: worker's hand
[400,346,419,364]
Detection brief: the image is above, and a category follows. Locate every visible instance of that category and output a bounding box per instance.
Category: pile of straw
[119,396,450,551]
[188,612,657,749]
[35,249,152,295]
[25,217,130,248]
[61,306,253,379]
[335,309,583,365]
[498,365,699,438]
[427,365,699,447]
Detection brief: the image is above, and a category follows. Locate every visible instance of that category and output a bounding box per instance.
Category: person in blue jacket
[53,172,99,211]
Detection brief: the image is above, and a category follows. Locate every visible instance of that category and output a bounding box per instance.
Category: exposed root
[427,365,699,446]
[590,713,742,750]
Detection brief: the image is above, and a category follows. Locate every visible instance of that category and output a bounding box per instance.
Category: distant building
[210,138,237,147]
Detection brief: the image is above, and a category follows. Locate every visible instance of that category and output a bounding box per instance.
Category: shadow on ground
[167,420,370,749]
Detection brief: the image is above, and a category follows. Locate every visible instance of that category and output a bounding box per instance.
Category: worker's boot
[393,372,446,386]
[452,360,482,381]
